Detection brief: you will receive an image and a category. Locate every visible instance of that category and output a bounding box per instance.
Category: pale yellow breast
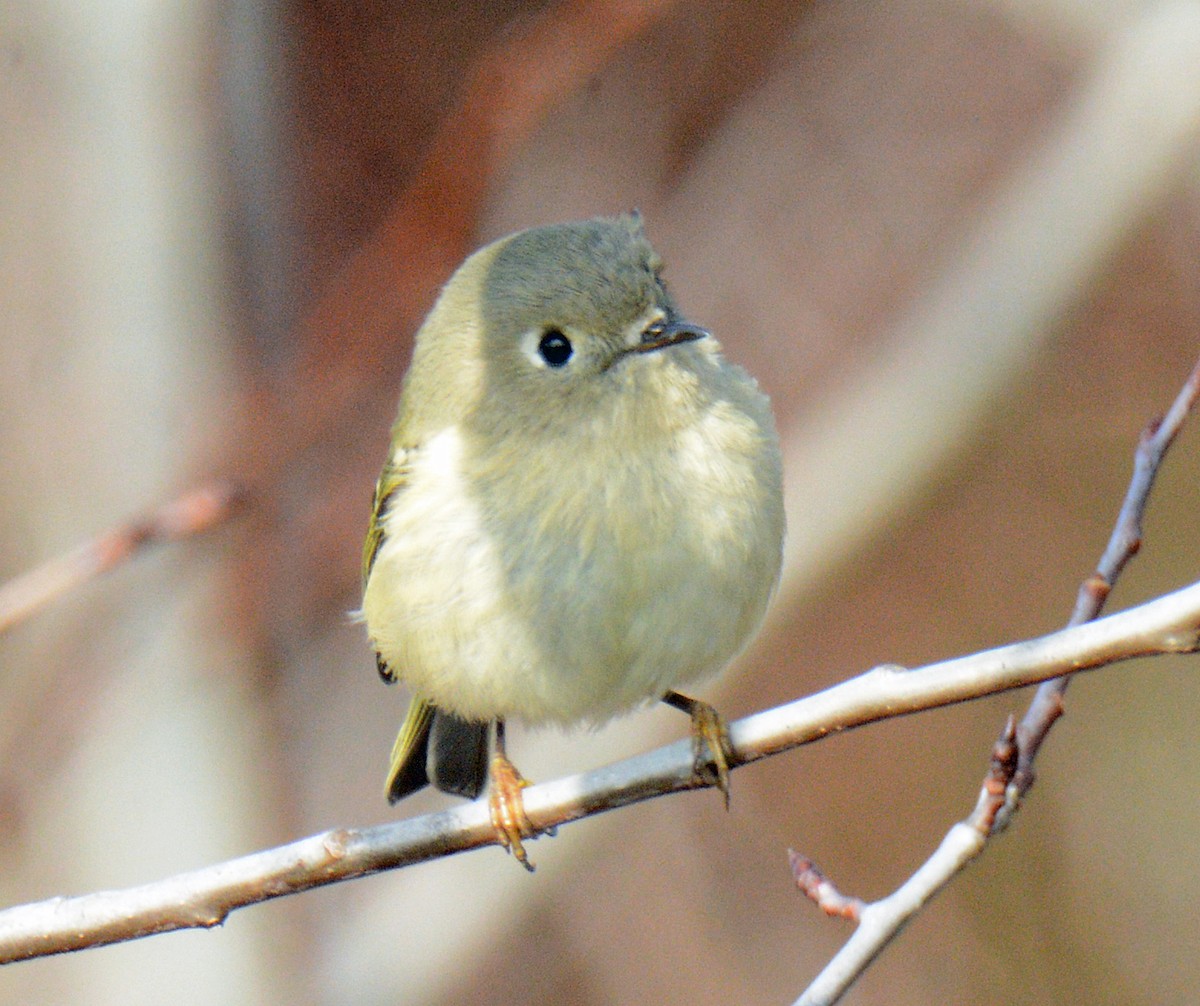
[361,426,544,721]
[363,354,784,727]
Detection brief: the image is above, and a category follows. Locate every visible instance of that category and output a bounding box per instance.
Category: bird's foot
[688,700,734,807]
[663,692,735,807]
[488,753,537,871]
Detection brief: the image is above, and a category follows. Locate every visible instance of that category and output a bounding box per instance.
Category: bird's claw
[688,701,734,808]
[488,753,537,871]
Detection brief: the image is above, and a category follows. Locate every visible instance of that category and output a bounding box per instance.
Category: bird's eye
[537,329,573,368]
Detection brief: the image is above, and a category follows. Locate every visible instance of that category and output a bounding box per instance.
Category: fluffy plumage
[360,214,784,804]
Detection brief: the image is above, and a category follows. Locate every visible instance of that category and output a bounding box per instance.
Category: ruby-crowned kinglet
[361,214,784,868]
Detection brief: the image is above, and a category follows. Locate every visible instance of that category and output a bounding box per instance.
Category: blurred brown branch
[0,482,245,637]
[233,0,690,633]
[293,0,688,383]
[790,351,1200,1006]
[3,574,1200,964]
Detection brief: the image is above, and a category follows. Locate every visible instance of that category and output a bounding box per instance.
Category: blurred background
[3,0,1200,1002]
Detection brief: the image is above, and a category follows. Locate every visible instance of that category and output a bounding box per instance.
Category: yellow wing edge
[385,698,435,802]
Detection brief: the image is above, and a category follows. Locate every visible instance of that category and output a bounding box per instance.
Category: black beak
[628,317,709,355]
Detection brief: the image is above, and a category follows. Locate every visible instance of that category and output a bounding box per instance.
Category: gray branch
[3,576,1200,964]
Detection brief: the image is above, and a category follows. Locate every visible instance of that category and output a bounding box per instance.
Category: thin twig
[788,853,864,922]
[0,482,245,637]
[1005,352,1200,811]
[3,579,1200,964]
[792,352,1200,1005]
[793,719,1019,1005]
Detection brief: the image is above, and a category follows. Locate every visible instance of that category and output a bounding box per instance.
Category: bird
[360,213,784,869]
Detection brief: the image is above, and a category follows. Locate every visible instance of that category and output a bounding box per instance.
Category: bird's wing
[363,449,412,685]
[362,450,410,590]
[385,696,436,802]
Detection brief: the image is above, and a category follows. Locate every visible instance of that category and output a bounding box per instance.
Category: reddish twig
[0,482,245,636]
[789,853,864,922]
[967,715,1019,834]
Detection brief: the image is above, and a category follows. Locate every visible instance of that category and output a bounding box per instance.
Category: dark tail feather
[428,712,490,799]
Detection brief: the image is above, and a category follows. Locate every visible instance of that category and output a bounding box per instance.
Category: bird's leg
[488,719,537,871]
[662,691,735,807]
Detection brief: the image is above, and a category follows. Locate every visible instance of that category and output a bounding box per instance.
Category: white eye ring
[522,327,574,369]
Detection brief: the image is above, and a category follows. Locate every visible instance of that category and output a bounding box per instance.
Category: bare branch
[1008,351,1200,805]
[3,579,1200,964]
[791,351,1200,1004]
[793,719,1018,1005]
[0,482,245,637]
